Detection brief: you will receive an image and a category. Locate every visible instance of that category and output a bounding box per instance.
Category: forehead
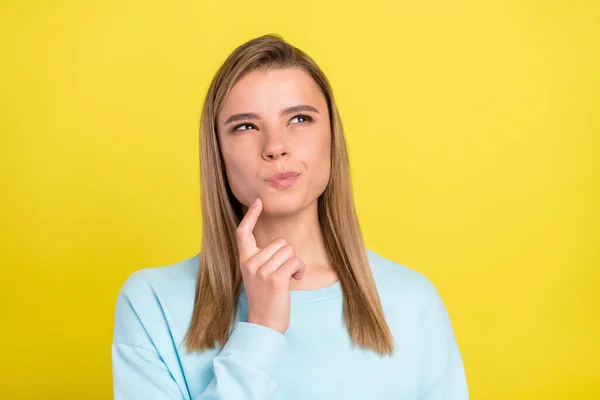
[219,68,326,118]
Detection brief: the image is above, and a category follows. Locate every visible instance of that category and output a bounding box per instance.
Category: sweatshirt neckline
[240,279,343,304]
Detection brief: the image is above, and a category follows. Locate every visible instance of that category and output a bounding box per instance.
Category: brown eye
[290,114,313,124]
[234,122,256,132]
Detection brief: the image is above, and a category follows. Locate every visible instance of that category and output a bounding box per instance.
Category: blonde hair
[185,33,394,356]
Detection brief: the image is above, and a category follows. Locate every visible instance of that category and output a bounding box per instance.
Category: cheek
[303,131,331,186]
[221,145,256,204]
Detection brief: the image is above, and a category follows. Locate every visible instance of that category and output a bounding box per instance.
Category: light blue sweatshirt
[112,249,469,399]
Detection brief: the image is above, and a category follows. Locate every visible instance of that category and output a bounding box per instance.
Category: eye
[233,122,256,132]
[289,114,313,124]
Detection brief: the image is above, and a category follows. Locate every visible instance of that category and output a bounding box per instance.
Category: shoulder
[366,248,445,313]
[112,252,200,349]
[366,248,440,299]
[366,249,459,358]
[118,252,200,299]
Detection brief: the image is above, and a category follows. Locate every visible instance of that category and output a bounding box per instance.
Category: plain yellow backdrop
[1,0,598,398]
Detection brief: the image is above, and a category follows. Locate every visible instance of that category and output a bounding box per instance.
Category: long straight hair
[185,34,394,356]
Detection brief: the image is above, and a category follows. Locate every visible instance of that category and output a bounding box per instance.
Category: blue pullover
[112,249,469,399]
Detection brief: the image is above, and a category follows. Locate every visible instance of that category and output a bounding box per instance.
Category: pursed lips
[267,171,300,181]
[266,171,301,189]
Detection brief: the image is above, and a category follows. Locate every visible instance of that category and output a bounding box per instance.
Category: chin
[261,194,309,217]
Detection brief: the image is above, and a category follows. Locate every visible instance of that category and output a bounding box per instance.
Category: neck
[245,200,332,273]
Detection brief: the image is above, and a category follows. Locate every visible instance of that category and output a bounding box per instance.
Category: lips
[267,171,300,189]
[268,171,300,181]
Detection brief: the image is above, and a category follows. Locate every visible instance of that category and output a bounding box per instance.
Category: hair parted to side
[184,33,395,356]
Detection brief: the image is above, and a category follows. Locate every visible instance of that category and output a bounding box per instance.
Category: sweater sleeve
[112,322,286,400]
[112,342,188,399]
[111,270,190,399]
[112,269,286,399]
[418,278,469,400]
[200,321,287,399]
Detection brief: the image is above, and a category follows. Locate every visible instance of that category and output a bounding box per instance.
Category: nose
[261,129,289,161]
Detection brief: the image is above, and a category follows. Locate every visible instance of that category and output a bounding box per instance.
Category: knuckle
[291,257,305,272]
[282,244,295,257]
[274,237,287,246]
[290,257,303,272]
[245,262,258,272]
[257,267,270,280]
[243,258,260,272]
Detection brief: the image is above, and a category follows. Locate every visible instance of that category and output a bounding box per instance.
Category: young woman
[112,34,469,399]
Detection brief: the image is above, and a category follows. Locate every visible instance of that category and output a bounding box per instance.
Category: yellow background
[1,0,598,398]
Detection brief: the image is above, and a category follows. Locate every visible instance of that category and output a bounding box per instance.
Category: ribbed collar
[239,276,343,304]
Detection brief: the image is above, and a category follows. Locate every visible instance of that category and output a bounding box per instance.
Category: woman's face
[217,67,331,216]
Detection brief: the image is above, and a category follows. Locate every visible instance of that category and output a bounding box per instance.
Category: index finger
[236,197,263,260]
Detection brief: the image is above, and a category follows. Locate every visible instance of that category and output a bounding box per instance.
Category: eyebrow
[224,104,319,126]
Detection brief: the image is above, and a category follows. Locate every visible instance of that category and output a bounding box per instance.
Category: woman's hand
[236,197,306,334]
